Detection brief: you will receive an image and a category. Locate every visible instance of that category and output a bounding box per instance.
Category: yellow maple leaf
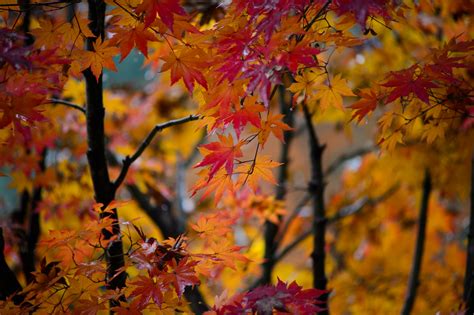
[288,70,320,98]
[237,155,282,191]
[379,130,404,151]
[313,74,355,111]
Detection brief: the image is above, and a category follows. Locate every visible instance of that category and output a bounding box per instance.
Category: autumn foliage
[0,0,473,314]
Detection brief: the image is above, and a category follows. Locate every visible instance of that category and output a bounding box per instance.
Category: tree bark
[464,149,474,313]
[0,228,23,301]
[260,85,295,285]
[84,0,126,306]
[302,104,329,315]
[401,170,432,315]
[18,152,44,283]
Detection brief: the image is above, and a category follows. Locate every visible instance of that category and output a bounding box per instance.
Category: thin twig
[47,98,86,114]
[113,115,200,190]
[275,194,311,245]
[325,145,377,176]
[274,185,399,263]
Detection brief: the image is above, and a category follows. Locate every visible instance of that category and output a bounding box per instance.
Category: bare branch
[274,185,399,262]
[47,98,86,114]
[325,145,377,176]
[113,115,200,190]
[275,194,311,245]
[0,1,79,7]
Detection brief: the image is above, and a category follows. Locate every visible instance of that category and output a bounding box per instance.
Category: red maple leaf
[161,258,200,297]
[194,134,244,179]
[215,279,327,314]
[332,0,392,28]
[135,0,185,30]
[129,276,164,308]
[382,66,438,104]
[280,40,320,73]
[110,25,158,61]
[221,100,265,138]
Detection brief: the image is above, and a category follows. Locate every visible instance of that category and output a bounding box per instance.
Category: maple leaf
[378,130,404,151]
[288,70,320,99]
[204,80,246,119]
[194,134,244,179]
[280,40,320,73]
[161,48,208,92]
[382,66,438,104]
[215,279,327,314]
[80,38,120,81]
[0,29,31,69]
[191,168,235,203]
[350,88,380,122]
[161,258,200,297]
[236,155,282,191]
[135,0,185,29]
[0,93,46,140]
[332,0,392,28]
[74,296,107,315]
[258,113,292,147]
[110,24,157,61]
[190,213,234,239]
[206,239,249,270]
[129,276,164,308]
[221,98,265,138]
[313,74,355,111]
[243,279,326,314]
[58,16,95,47]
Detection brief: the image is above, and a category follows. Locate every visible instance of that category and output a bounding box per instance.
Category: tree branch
[275,194,311,245]
[126,184,209,314]
[274,185,399,263]
[47,98,86,114]
[107,151,209,314]
[401,170,432,315]
[464,147,474,313]
[324,145,377,177]
[113,115,200,191]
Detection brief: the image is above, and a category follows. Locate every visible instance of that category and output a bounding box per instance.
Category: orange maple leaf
[80,38,120,81]
[350,88,379,122]
[161,47,208,92]
[111,24,157,61]
[237,155,282,191]
[258,113,292,147]
[191,168,235,203]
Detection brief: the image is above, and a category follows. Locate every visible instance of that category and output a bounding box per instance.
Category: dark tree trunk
[302,104,329,315]
[261,85,295,285]
[84,0,126,307]
[401,170,432,315]
[0,228,23,301]
[18,152,44,283]
[464,150,474,313]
